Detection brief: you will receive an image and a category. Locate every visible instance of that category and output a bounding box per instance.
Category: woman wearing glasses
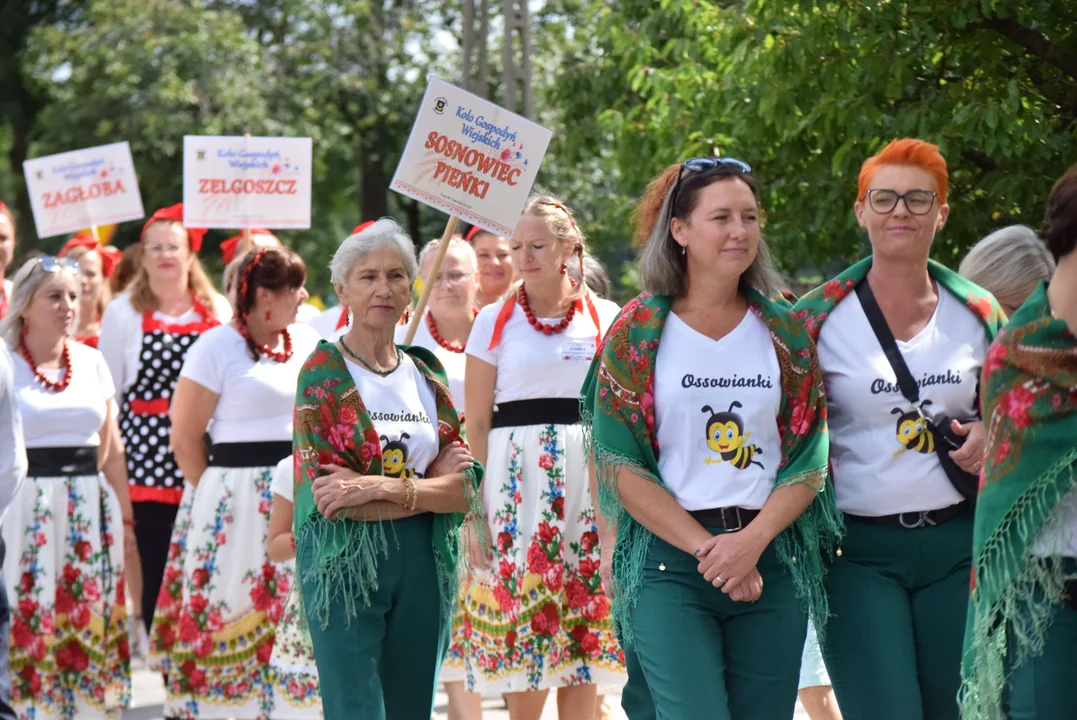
[793,139,1004,720]
[0,256,136,718]
[98,204,232,647]
[581,159,839,718]
[463,196,623,719]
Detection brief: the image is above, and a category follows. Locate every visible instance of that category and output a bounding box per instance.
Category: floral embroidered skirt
[2,473,130,719]
[148,464,306,719]
[464,423,626,692]
[439,590,469,684]
[268,584,321,716]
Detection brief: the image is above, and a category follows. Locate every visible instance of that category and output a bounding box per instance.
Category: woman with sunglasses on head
[0,255,137,718]
[0,201,17,320]
[793,139,1004,720]
[581,158,839,719]
[97,204,232,649]
[466,225,515,308]
[58,232,122,348]
[151,247,320,719]
[463,195,624,720]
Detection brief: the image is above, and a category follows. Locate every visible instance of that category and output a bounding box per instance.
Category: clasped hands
[311,440,474,519]
[694,529,765,603]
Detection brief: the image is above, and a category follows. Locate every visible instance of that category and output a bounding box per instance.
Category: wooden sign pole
[403,215,459,344]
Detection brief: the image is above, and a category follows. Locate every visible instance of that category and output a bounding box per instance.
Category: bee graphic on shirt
[381,433,415,478]
[891,400,936,457]
[700,402,764,470]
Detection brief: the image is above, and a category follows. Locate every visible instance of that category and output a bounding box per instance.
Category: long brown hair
[128,220,218,313]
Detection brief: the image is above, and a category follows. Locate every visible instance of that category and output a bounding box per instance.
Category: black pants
[133,500,180,632]
[0,538,18,720]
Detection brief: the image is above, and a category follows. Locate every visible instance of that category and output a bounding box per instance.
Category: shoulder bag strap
[855,280,920,405]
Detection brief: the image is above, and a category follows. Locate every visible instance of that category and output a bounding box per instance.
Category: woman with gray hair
[291,219,483,719]
[580,159,840,718]
[959,224,1055,316]
[0,256,136,718]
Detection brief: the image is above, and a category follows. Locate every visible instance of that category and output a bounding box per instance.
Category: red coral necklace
[19,335,72,392]
[518,281,577,336]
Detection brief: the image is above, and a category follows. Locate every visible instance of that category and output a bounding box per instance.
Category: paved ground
[124,663,811,719]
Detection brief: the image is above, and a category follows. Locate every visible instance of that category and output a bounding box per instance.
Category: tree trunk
[404,198,422,244]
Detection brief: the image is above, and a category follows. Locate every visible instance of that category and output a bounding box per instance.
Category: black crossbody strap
[855,280,920,405]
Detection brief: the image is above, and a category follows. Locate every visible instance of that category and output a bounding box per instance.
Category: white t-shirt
[818,288,989,515]
[466,294,621,404]
[306,305,348,341]
[0,340,28,515]
[654,312,781,511]
[99,291,233,403]
[179,323,321,443]
[395,312,467,415]
[13,341,115,448]
[344,352,440,479]
[271,455,293,501]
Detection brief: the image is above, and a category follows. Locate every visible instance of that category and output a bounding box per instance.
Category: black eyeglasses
[668,157,752,223]
[35,256,80,274]
[866,189,937,216]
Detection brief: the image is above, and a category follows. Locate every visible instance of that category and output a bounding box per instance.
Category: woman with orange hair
[793,139,1004,719]
[57,233,121,347]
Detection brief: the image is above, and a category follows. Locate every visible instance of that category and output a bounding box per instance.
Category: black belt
[491,399,580,429]
[846,502,970,529]
[208,441,292,468]
[689,506,760,532]
[27,446,99,477]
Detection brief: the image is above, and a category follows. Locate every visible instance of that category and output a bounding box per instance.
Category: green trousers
[821,511,973,720]
[1004,569,1077,718]
[625,529,807,720]
[618,632,656,720]
[299,514,449,720]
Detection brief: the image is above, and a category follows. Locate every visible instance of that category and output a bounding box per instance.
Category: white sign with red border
[23,142,144,239]
[182,135,313,229]
[390,76,553,237]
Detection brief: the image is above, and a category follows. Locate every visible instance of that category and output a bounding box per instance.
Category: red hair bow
[219,228,277,265]
[351,221,375,235]
[140,203,207,252]
[58,232,119,277]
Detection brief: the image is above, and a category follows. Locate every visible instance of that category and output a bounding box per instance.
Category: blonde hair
[0,258,78,345]
[128,221,217,313]
[515,193,589,304]
[959,225,1055,310]
[63,245,112,323]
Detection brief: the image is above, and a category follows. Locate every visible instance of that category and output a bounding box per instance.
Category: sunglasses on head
[668,157,753,226]
[35,256,80,274]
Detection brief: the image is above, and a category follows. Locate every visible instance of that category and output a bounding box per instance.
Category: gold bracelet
[404,478,418,511]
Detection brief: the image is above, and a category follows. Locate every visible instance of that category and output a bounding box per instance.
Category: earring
[264,309,272,322]
[681,245,687,256]
[20,322,29,337]
[405,308,411,323]
[560,263,567,275]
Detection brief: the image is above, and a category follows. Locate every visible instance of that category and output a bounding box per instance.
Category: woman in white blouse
[98,203,231,646]
[0,256,136,718]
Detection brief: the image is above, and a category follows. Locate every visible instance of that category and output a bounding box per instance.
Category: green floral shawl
[581,289,842,642]
[791,256,1006,344]
[959,283,1077,720]
[292,341,483,627]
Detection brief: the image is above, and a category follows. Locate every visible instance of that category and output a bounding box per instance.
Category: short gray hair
[959,225,1055,310]
[0,258,79,345]
[417,236,477,280]
[330,218,418,285]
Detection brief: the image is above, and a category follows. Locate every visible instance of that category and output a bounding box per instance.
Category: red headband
[351,221,375,235]
[220,228,277,265]
[236,247,269,321]
[465,225,487,242]
[58,232,119,277]
[140,203,207,252]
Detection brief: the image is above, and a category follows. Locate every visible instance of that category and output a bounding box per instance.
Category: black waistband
[689,506,761,531]
[27,447,99,477]
[208,441,292,468]
[845,501,970,529]
[491,399,581,429]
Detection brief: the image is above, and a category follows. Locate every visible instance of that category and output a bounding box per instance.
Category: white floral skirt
[2,473,130,719]
[148,464,314,719]
[464,423,626,692]
[268,583,321,715]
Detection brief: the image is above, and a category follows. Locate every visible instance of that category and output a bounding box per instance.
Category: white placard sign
[390,76,553,237]
[182,135,313,229]
[23,142,144,239]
